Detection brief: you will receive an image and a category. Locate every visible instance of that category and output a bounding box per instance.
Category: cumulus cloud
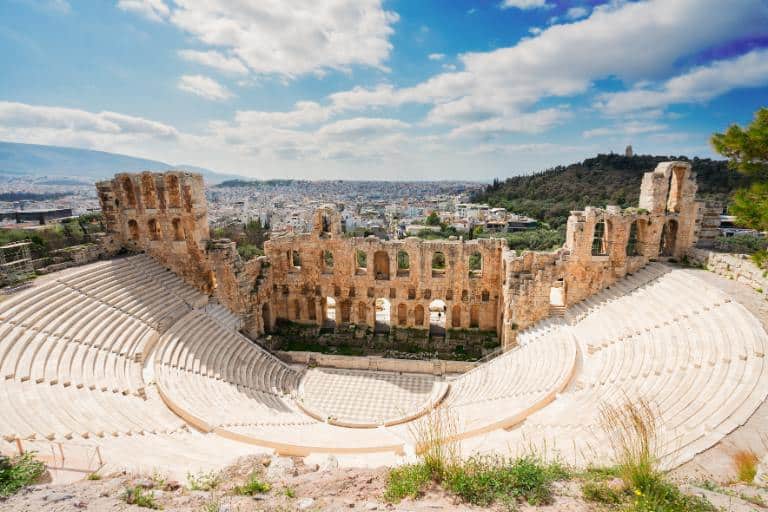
[178,50,248,76]
[178,75,233,101]
[565,6,589,20]
[595,48,768,115]
[316,117,409,138]
[116,0,169,22]
[166,0,398,78]
[499,0,549,10]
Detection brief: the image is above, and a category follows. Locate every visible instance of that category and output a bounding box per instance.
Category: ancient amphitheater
[1,161,767,481]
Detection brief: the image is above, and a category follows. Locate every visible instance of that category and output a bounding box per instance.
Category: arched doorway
[429,299,446,337]
[262,303,272,334]
[374,251,389,280]
[414,304,425,326]
[660,219,678,257]
[375,298,391,333]
[324,297,336,328]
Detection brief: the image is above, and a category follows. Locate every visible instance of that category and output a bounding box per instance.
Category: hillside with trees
[472,154,746,228]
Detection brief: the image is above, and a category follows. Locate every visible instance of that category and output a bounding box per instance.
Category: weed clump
[186,470,221,491]
[122,485,162,509]
[384,462,432,503]
[732,449,759,483]
[0,452,46,497]
[232,472,271,496]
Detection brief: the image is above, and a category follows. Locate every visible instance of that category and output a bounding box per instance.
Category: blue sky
[1,0,767,180]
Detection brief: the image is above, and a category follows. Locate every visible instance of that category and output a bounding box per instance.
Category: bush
[232,472,271,495]
[384,462,432,503]
[0,452,45,497]
[629,480,715,512]
[445,455,568,506]
[732,449,759,483]
[713,234,768,255]
[123,486,162,509]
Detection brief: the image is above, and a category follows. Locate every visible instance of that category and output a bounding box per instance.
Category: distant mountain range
[0,141,244,183]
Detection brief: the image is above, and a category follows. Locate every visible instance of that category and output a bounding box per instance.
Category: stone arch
[172,218,184,241]
[324,297,336,328]
[358,301,368,325]
[626,221,639,256]
[397,302,407,326]
[147,218,161,241]
[470,304,480,328]
[127,219,139,241]
[166,174,181,208]
[307,297,316,321]
[375,298,391,333]
[355,249,367,274]
[429,300,446,336]
[374,251,389,280]
[414,304,425,326]
[451,304,461,328]
[397,250,410,276]
[432,251,446,277]
[262,303,272,334]
[141,174,157,209]
[666,166,686,213]
[291,250,301,268]
[468,251,482,277]
[121,177,137,208]
[339,300,351,325]
[660,219,678,257]
[591,220,607,256]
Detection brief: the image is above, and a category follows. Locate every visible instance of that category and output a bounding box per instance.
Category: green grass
[444,455,569,506]
[581,480,624,504]
[86,472,102,481]
[283,486,296,498]
[232,472,271,496]
[384,462,432,503]
[0,452,46,497]
[628,479,716,512]
[122,486,162,509]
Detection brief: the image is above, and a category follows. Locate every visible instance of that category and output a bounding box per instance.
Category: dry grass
[408,406,460,479]
[598,397,660,491]
[732,449,759,483]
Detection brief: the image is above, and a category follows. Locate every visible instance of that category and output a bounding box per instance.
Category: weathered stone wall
[687,248,768,298]
[96,161,702,355]
[275,351,475,375]
[96,171,214,293]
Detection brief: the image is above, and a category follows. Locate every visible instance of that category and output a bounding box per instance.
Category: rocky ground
[3,453,768,512]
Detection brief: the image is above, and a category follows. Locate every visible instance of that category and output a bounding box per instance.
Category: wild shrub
[186,470,221,491]
[0,452,46,497]
[122,486,162,509]
[732,449,759,483]
[383,462,432,503]
[232,472,271,496]
[581,480,623,504]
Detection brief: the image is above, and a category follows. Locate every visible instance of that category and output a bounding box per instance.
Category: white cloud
[529,27,542,35]
[166,0,398,78]
[596,48,768,114]
[232,102,330,129]
[317,117,409,138]
[116,0,169,22]
[178,75,233,101]
[178,50,248,76]
[428,53,445,61]
[442,63,457,71]
[565,6,589,20]
[499,0,549,10]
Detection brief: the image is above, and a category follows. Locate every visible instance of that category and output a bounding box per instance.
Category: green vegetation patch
[0,452,46,497]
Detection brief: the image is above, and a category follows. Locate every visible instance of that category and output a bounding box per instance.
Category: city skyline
[1,0,767,180]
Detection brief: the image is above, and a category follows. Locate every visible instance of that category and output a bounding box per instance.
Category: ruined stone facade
[96,161,702,353]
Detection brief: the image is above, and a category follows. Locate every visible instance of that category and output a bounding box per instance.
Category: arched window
[128,219,139,241]
[292,299,301,320]
[358,302,368,325]
[626,221,639,256]
[166,174,181,208]
[262,304,272,334]
[291,250,301,268]
[147,218,161,241]
[172,218,184,241]
[470,305,479,328]
[451,304,461,328]
[432,251,446,277]
[468,251,482,277]
[307,297,316,321]
[355,250,367,274]
[481,290,490,302]
[374,251,389,280]
[122,177,137,208]
[396,251,410,276]
[397,303,407,326]
[429,300,446,336]
[322,250,334,273]
[141,174,157,209]
[660,219,678,257]
[666,166,685,213]
[414,305,425,326]
[591,221,607,256]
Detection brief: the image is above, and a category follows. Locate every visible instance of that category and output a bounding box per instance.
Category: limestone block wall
[96,171,214,293]
[687,248,768,298]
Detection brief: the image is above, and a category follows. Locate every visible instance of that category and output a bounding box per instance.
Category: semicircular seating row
[462,265,768,470]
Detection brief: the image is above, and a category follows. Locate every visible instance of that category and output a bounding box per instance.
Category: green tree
[711,107,768,231]
[425,211,441,226]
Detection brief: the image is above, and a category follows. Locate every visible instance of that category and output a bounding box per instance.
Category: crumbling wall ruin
[96,160,702,355]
